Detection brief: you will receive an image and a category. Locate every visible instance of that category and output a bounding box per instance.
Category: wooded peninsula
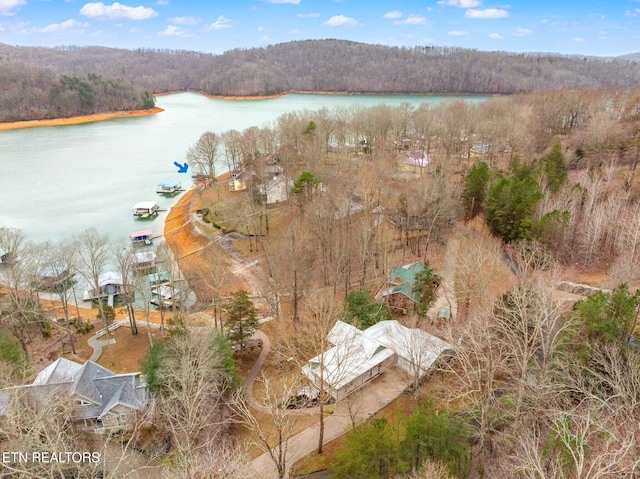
[2,38,640,122]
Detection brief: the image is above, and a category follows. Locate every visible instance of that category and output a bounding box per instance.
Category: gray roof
[0,358,147,421]
[33,357,83,385]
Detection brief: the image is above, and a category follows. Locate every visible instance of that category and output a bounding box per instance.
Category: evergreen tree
[412,262,439,316]
[462,161,490,219]
[485,159,543,243]
[224,290,258,351]
[333,418,400,479]
[575,283,640,347]
[291,171,319,204]
[402,400,470,478]
[342,288,392,330]
[538,143,567,193]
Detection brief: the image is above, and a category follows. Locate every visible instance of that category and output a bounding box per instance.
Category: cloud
[512,27,533,36]
[257,26,263,32]
[0,0,26,16]
[39,18,89,33]
[438,0,481,7]
[394,14,427,25]
[80,2,158,20]
[489,32,503,39]
[208,15,235,30]
[158,24,192,36]
[290,28,301,34]
[465,8,509,19]
[625,9,640,16]
[170,16,200,26]
[573,37,585,42]
[383,10,403,19]
[156,0,168,4]
[323,15,359,26]
[448,30,468,36]
[297,13,320,18]
[263,0,300,3]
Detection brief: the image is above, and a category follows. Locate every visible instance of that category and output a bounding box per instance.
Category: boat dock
[132,201,161,218]
[156,180,183,194]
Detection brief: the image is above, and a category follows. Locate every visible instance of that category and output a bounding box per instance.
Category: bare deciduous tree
[231,374,302,479]
[187,131,221,185]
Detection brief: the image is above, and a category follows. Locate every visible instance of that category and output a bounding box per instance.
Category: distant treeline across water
[2,39,640,122]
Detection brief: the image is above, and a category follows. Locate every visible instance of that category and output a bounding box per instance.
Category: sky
[0,0,639,57]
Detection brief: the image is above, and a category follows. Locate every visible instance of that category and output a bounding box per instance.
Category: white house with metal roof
[302,320,452,401]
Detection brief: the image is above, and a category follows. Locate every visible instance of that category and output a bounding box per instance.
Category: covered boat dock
[156,180,182,194]
[132,201,159,218]
[129,229,154,245]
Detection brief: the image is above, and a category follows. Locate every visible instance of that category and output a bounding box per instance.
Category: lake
[0,92,482,244]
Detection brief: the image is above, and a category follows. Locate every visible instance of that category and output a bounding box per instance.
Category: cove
[0,92,485,244]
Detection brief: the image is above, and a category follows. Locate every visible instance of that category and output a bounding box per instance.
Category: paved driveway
[247,368,411,478]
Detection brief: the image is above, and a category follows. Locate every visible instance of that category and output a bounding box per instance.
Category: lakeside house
[229,167,252,192]
[398,150,432,173]
[375,262,431,314]
[0,250,17,265]
[0,358,149,434]
[30,265,73,290]
[302,320,452,401]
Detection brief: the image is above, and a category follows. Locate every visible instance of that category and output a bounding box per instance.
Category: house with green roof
[375,262,433,314]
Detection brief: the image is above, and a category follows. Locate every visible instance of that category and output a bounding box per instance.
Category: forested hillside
[0,60,155,122]
[1,39,640,122]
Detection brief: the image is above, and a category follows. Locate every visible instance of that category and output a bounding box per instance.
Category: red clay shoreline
[0,107,165,131]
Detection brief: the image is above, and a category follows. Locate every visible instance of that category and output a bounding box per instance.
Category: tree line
[2,39,640,121]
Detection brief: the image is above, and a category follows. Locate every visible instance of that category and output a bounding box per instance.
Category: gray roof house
[0,358,149,434]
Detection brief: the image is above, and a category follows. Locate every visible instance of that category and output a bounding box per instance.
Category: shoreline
[0,90,491,131]
[0,107,164,131]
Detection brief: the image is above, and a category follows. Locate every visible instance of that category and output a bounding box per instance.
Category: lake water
[0,92,482,244]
